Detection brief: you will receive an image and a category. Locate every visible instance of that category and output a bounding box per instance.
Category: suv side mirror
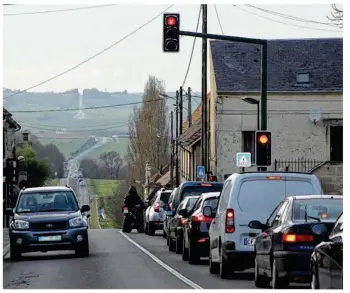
[81,205,90,213]
[203,206,213,217]
[178,209,188,218]
[5,208,14,216]
[248,220,266,230]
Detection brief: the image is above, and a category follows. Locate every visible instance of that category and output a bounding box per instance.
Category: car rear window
[203,198,219,213]
[293,198,343,222]
[182,185,223,200]
[159,192,171,204]
[238,180,286,215]
[286,180,314,196]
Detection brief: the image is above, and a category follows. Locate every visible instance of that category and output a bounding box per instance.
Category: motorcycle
[122,204,144,233]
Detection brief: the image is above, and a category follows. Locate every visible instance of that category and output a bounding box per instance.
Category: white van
[208,171,322,279]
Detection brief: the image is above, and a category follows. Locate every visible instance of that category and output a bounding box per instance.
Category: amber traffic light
[163,13,180,52]
[256,131,271,166]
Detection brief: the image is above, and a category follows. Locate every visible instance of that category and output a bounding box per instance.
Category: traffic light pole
[178,30,268,131]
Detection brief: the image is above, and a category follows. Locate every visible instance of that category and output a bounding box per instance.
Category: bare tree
[99,151,123,179]
[328,4,343,28]
[127,75,169,185]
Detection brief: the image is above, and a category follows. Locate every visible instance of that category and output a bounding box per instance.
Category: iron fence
[274,159,323,173]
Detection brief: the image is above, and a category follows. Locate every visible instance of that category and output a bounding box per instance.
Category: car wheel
[175,235,183,254]
[188,241,200,264]
[220,250,233,279]
[166,234,170,246]
[144,222,148,234]
[271,258,289,289]
[311,265,320,289]
[254,258,269,288]
[148,224,155,236]
[209,250,220,274]
[76,241,89,258]
[10,244,21,262]
[163,230,167,238]
[182,237,189,261]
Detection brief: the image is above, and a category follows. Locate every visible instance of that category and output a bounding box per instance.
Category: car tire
[168,236,176,252]
[271,258,289,289]
[166,234,170,246]
[182,237,189,261]
[188,241,200,264]
[209,251,220,274]
[254,258,269,288]
[148,225,155,236]
[175,235,183,254]
[220,251,233,279]
[122,217,132,233]
[311,264,320,289]
[76,241,89,258]
[10,244,21,262]
[137,226,144,233]
[163,230,167,238]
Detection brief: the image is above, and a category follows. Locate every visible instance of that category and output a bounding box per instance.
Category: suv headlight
[69,217,84,227]
[14,220,29,230]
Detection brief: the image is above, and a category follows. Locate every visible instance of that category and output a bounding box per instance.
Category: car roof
[180,181,224,187]
[21,186,72,193]
[290,195,343,200]
[200,192,221,199]
[183,195,200,202]
[161,190,173,193]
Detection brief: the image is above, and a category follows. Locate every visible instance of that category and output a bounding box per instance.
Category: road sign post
[196,165,205,181]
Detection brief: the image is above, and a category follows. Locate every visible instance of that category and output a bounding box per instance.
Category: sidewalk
[3,228,10,257]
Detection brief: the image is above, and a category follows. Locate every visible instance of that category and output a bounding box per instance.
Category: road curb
[3,244,10,258]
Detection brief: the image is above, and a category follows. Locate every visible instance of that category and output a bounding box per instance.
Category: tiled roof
[179,119,201,147]
[210,38,343,93]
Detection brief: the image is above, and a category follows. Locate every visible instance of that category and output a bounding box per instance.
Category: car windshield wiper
[304,206,321,222]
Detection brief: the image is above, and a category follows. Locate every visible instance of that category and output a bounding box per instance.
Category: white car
[208,171,323,279]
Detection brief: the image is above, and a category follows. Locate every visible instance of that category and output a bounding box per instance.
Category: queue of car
[143,171,343,289]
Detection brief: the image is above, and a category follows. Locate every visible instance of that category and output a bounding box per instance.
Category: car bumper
[190,233,210,256]
[222,241,255,271]
[274,251,312,281]
[10,227,88,253]
[149,221,163,230]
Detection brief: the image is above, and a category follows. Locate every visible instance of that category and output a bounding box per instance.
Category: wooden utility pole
[179,86,183,136]
[170,111,174,188]
[187,87,192,128]
[175,90,180,187]
[201,4,208,178]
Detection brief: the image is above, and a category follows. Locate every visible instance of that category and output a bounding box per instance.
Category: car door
[170,201,185,239]
[261,200,289,271]
[210,180,231,262]
[329,214,343,289]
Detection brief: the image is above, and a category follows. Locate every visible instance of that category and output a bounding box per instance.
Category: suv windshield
[182,185,223,199]
[16,191,79,213]
[293,198,343,222]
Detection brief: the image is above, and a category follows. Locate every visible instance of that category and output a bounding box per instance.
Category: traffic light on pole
[256,131,271,167]
[163,13,180,52]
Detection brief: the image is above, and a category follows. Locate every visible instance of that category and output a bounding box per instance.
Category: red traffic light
[166,16,177,26]
[258,134,269,144]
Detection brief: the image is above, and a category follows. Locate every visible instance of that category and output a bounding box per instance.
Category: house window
[242,131,255,164]
[296,73,310,84]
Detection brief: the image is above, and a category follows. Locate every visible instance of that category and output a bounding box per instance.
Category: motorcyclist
[124,186,146,225]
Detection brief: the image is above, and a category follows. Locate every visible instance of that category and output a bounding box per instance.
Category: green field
[88,139,129,159]
[88,179,120,197]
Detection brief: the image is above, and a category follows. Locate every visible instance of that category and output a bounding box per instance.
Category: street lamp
[242,97,260,130]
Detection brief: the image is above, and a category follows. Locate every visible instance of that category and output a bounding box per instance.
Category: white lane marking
[119,231,203,289]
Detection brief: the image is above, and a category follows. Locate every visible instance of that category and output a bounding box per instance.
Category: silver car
[144,189,172,236]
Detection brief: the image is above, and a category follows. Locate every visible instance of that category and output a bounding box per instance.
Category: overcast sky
[3,4,343,93]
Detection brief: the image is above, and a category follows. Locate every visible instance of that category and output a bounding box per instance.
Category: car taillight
[123,205,128,210]
[282,233,314,243]
[180,218,186,225]
[154,202,160,212]
[225,209,235,233]
[193,213,212,223]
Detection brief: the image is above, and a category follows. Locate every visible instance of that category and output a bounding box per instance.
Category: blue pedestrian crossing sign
[196,165,205,179]
[236,152,252,167]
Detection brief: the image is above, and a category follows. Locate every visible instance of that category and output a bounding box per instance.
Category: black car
[5,186,90,261]
[249,195,342,289]
[311,212,343,289]
[182,192,220,264]
[167,196,199,253]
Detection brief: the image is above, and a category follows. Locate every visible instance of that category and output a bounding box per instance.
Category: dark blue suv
[5,186,90,261]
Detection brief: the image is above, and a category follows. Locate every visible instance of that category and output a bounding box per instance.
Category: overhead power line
[3,4,174,100]
[181,5,202,88]
[232,5,342,33]
[214,4,224,34]
[246,5,341,27]
[4,4,117,16]
[9,97,171,113]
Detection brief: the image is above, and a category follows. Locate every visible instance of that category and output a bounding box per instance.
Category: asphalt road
[3,229,192,289]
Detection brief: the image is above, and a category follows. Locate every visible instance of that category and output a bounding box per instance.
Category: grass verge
[89,196,101,229]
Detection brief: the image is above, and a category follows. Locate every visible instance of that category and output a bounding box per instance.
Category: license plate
[243,238,256,246]
[123,209,129,214]
[38,235,62,242]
